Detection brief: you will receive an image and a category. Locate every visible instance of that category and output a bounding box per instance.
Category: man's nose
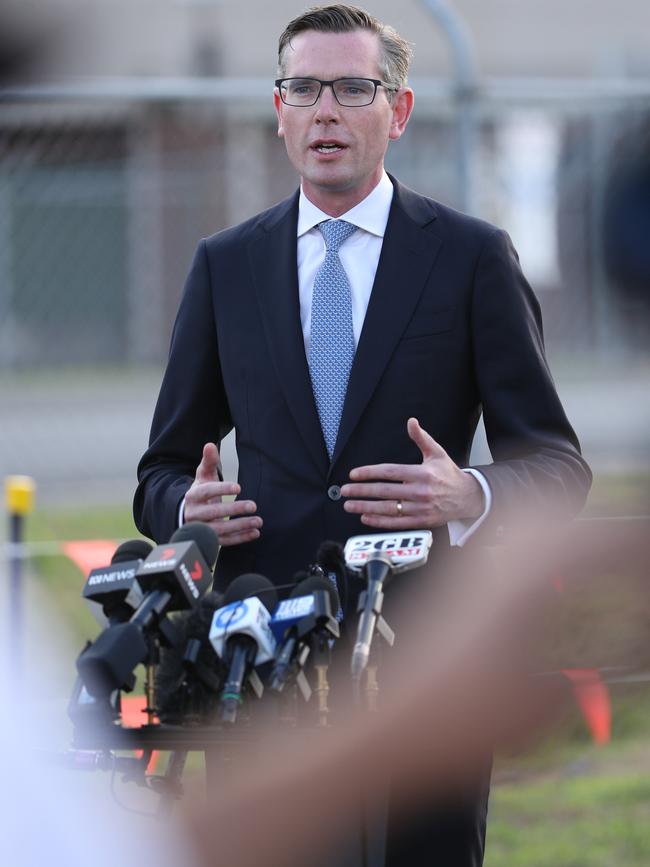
[314,83,340,121]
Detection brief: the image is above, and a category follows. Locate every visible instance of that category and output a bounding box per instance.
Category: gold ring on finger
[396,499,403,516]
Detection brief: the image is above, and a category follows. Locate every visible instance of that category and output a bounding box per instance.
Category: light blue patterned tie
[309,219,357,459]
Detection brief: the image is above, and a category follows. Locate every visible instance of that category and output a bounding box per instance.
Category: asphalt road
[1,360,648,508]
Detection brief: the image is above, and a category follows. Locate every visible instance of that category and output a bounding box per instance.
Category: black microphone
[133,523,219,621]
[81,539,153,627]
[209,574,278,724]
[113,539,156,562]
[76,524,219,698]
[313,540,348,618]
[156,590,226,724]
[269,575,340,693]
[71,539,154,729]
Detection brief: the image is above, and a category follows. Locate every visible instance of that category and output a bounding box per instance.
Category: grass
[485,528,650,867]
[487,738,650,866]
[24,503,143,643]
[484,664,650,865]
[483,463,650,866]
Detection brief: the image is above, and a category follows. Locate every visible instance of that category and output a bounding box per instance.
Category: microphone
[344,531,433,681]
[67,651,121,732]
[76,523,219,699]
[134,522,219,617]
[71,539,154,729]
[269,575,340,694]
[156,590,226,724]
[313,540,348,619]
[209,574,278,724]
[82,539,153,627]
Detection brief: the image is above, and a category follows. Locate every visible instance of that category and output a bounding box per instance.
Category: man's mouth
[311,141,346,154]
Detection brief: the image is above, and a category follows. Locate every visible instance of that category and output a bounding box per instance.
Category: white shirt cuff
[178,496,186,528]
[447,469,492,547]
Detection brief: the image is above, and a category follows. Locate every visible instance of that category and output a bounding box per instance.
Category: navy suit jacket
[134,178,591,599]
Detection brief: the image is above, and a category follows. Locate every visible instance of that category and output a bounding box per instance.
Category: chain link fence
[1,80,649,502]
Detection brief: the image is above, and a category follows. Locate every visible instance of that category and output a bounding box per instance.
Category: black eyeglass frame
[274,77,399,107]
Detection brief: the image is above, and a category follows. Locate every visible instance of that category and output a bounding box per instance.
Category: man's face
[274,29,413,214]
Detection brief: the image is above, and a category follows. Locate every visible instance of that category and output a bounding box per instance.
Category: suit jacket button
[328,485,342,501]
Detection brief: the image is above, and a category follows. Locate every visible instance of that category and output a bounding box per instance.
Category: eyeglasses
[275,77,398,107]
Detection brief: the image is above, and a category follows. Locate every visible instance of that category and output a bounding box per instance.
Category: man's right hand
[184,442,262,546]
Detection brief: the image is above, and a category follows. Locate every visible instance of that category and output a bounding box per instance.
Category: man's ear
[389,87,414,142]
[274,90,285,138]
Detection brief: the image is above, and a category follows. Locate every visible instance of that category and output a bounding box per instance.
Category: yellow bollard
[5,475,36,516]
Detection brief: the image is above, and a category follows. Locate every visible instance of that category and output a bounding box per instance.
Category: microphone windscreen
[291,575,340,612]
[224,573,278,613]
[171,522,220,568]
[156,591,226,723]
[111,539,154,564]
[288,570,310,589]
[316,541,346,577]
[185,590,226,641]
[315,540,347,615]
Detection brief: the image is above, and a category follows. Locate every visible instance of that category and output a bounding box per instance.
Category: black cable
[109,765,159,819]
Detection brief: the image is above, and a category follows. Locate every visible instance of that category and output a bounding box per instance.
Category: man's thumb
[407,417,446,461]
[195,442,222,481]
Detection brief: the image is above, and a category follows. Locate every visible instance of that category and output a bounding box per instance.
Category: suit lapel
[332,182,443,466]
[248,193,329,474]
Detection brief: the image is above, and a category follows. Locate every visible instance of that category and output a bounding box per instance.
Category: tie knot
[319,219,357,252]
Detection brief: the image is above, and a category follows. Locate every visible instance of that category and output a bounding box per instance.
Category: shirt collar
[297,171,394,239]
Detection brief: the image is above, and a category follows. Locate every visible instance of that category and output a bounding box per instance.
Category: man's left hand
[341,417,484,529]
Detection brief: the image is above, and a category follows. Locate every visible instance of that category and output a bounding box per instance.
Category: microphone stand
[364,662,380,714]
[312,641,331,727]
[277,684,299,727]
[360,638,392,867]
[144,633,159,725]
[363,615,390,713]
[353,567,395,867]
[153,750,188,819]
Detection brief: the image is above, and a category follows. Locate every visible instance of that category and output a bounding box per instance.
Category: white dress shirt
[297,171,491,547]
[298,170,393,353]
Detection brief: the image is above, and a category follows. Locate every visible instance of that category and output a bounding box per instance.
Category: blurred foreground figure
[0,624,189,867]
[184,519,648,867]
[0,519,645,867]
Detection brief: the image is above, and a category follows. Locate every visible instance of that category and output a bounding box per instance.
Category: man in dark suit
[134,5,591,864]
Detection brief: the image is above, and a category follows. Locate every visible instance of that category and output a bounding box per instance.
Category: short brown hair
[277,4,413,89]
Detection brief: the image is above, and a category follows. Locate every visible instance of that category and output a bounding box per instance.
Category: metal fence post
[419,0,479,214]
